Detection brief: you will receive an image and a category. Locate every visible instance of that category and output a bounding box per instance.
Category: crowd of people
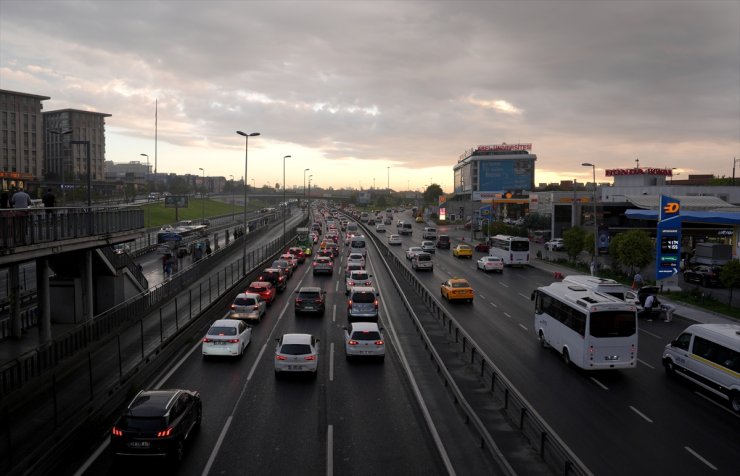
[0,187,56,210]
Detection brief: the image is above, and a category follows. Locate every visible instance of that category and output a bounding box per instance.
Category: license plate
[129,441,150,448]
[214,341,227,345]
[304,306,314,310]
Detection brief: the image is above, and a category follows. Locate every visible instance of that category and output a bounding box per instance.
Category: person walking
[642,294,656,321]
[10,188,32,209]
[632,272,643,290]
[661,301,676,322]
[42,188,55,211]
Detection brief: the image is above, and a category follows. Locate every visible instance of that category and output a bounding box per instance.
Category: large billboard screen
[479,159,534,192]
[164,195,189,208]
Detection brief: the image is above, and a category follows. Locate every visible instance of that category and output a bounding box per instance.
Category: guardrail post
[88,352,93,399]
[540,431,547,458]
[117,334,122,377]
[140,320,144,359]
[174,299,179,331]
[189,290,192,321]
[52,373,58,428]
[159,309,164,343]
[519,407,527,429]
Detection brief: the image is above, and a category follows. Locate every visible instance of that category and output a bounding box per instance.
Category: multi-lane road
[67,208,739,476]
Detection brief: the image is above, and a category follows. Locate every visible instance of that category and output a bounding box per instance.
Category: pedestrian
[632,272,643,290]
[205,245,212,257]
[661,301,676,322]
[0,190,8,208]
[642,294,656,321]
[42,188,55,211]
[10,187,32,209]
[162,254,168,273]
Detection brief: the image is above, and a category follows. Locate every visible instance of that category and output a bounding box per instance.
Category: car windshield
[121,416,166,431]
[417,254,431,261]
[439,236,449,242]
[511,241,529,251]
[351,331,381,340]
[298,292,320,299]
[234,297,256,306]
[458,245,471,250]
[351,292,375,303]
[353,273,369,280]
[208,326,237,336]
[248,285,267,293]
[589,311,636,337]
[279,344,312,355]
[451,282,469,288]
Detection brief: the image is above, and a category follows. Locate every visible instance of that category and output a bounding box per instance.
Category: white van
[422,227,437,240]
[662,323,740,413]
[562,275,641,308]
[349,235,367,257]
[411,252,433,271]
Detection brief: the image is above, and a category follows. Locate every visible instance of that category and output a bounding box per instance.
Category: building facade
[104,160,150,182]
[43,109,112,183]
[453,143,537,200]
[0,89,50,190]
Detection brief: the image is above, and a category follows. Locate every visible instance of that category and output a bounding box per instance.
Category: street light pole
[283,155,291,247]
[733,157,739,185]
[308,175,313,215]
[198,167,205,224]
[303,168,310,209]
[229,174,235,222]
[236,131,260,273]
[140,153,150,227]
[387,166,390,192]
[582,163,598,275]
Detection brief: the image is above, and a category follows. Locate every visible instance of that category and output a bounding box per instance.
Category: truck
[692,243,732,266]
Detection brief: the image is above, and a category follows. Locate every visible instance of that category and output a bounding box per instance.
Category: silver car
[347,286,379,321]
[274,333,319,378]
[345,270,374,295]
[202,319,252,358]
[229,292,267,322]
[420,240,436,253]
[345,322,385,361]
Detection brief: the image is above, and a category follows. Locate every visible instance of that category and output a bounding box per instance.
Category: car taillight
[230,304,236,310]
[279,276,284,282]
[313,262,317,266]
[374,300,379,308]
[296,298,303,303]
[157,427,173,437]
[112,427,123,437]
[348,280,355,286]
[202,338,212,343]
[315,299,323,304]
[304,355,316,361]
[348,340,359,345]
[276,355,287,360]
[347,300,352,307]
[228,339,240,343]
[375,340,384,345]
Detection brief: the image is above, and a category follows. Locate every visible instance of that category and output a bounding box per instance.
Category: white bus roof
[491,234,529,240]
[538,282,636,312]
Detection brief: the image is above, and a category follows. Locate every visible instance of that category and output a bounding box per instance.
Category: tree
[719,259,740,306]
[423,184,444,204]
[562,227,587,263]
[609,230,653,276]
[522,213,550,231]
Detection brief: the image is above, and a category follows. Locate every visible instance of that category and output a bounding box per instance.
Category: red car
[247,281,276,305]
[288,246,306,264]
[474,242,490,252]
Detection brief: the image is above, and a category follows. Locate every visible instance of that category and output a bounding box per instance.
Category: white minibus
[349,235,367,257]
[489,235,530,266]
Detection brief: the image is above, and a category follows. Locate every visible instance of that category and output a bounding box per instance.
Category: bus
[489,235,530,266]
[532,282,638,370]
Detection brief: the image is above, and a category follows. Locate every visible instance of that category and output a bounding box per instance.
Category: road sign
[656,195,681,281]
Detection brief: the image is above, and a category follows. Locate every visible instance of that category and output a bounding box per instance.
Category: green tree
[523,213,550,231]
[719,259,740,306]
[609,230,653,276]
[563,227,587,263]
[423,184,444,204]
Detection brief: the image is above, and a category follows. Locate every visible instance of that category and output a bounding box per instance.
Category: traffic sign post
[656,195,681,290]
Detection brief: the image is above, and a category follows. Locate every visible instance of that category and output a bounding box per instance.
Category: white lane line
[629,406,654,423]
[202,416,233,476]
[327,425,334,476]
[504,312,511,318]
[490,302,498,308]
[639,328,662,339]
[518,293,530,300]
[518,323,527,331]
[684,447,718,471]
[334,280,338,292]
[637,359,655,369]
[498,282,509,288]
[590,377,609,390]
[332,304,336,323]
[694,392,740,418]
[479,294,486,300]
[329,343,335,382]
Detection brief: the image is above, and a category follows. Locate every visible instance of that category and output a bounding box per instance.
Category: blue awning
[625,209,740,225]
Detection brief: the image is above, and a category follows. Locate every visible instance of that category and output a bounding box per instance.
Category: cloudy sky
[1,0,738,192]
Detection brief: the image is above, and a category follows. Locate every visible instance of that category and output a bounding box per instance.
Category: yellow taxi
[440,278,474,303]
[452,243,473,259]
[415,215,424,223]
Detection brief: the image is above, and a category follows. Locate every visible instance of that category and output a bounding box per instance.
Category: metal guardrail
[357,218,591,476]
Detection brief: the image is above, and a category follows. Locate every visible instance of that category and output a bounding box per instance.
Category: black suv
[436,235,451,249]
[110,389,202,461]
[683,265,721,287]
[294,287,327,315]
[258,268,287,292]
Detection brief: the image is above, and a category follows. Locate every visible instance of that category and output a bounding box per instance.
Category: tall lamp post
[582,163,598,275]
[308,175,313,216]
[198,167,205,224]
[387,166,390,192]
[283,155,292,247]
[140,153,150,227]
[236,131,260,272]
[733,157,739,185]
[49,129,72,204]
[229,174,235,221]
[303,168,310,209]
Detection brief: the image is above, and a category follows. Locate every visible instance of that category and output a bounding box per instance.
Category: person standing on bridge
[42,188,55,211]
[11,187,31,209]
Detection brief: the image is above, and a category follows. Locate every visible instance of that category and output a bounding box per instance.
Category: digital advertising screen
[479,159,534,192]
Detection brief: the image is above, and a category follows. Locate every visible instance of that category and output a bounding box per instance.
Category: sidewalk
[435,223,737,327]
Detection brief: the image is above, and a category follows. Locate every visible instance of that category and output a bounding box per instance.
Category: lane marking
[637,359,655,369]
[694,392,740,419]
[202,416,233,476]
[334,280,338,292]
[498,282,509,288]
[329,343,335,382]
[327,425,334,476]
[479,294,486,300]
[639,328,662,339]
[518,324,527,331]
[504,312,511,318]
[684,447,717,471]
[332,304,336,323]
[629,406,654,423]
[490,302,498,308]
[590,377,609,390]
[518,293,530,300]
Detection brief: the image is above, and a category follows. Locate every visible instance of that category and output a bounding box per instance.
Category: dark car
[436,235,451,249]
[683,265,721,287]
[288,246,306,264]
[258,268,287,292]
[110,389,201,461]
[474,242,490,252]
[294,287,327,315]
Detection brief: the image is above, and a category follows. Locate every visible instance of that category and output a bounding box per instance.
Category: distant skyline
[1,1,738,193]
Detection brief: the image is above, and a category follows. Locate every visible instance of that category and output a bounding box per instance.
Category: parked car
[441,278,474,303]
[344,322,385,361]
[229,292,266,322]
[294,287,327,315]
[436,235,451,249]
[202,319,252,358]
[683,265,722,287]
[452,244,473,259]
[274,333,319,378]
[110,389,201,461]
[246,281,276,305]
[545,238,565,251]
[477,256,504,273]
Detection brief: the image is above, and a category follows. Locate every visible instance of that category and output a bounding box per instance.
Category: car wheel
[663,358,676,376]
[562,348,571,366]
[538,330,547,348]
[170,439,184,463]
[730,391,740,414]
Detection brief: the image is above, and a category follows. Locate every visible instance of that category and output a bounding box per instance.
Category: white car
[420,240,436,253]
[347,252,366,268]
[229,292,267,322]
[375,223,386,232]
[405,246,423,260]
[274,333,319,377]
[545,238,565,251]
[477,256,504,273]
[345,269,374,294]
[344,322,385,361]
[388,234,402,246]
[202,319,251,358]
